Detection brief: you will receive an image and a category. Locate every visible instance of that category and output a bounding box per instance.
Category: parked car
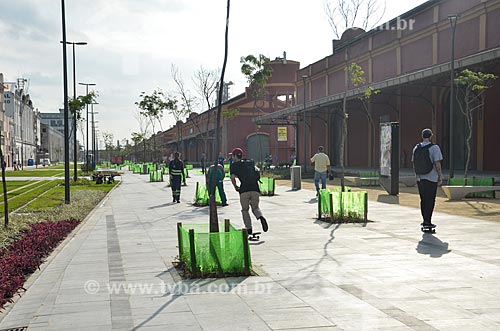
[41,158,51,166]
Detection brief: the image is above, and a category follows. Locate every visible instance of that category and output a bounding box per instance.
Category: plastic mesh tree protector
[259,177,275,196]
[178,224,252,275]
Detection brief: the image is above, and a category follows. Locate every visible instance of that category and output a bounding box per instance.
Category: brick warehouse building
[149,58,300,164]
[255,0,500,172]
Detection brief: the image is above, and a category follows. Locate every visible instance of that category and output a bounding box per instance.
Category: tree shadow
[132,270,247,330]
[416,233,452,258]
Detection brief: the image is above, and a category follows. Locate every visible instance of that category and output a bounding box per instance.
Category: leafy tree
[348,63,380,168]
[240,54,273,108]
[455,69,497,178]
[69,91,97,175]
[135,89,177,162]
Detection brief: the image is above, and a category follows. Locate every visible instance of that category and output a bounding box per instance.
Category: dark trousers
[216,181,227,205]
[417,179,438,225]
[171,175,182,201]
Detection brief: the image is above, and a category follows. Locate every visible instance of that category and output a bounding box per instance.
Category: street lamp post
[79,82,96,172]
[62,41,87,181]
[60,0,70,204]
[448,14,460,179]
[302,75,308,173]
[90,104,98,169]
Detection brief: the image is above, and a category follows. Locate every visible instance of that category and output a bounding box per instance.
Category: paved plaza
[1,169,500,330]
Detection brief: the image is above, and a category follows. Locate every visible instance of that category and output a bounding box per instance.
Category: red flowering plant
[0,220,79,309]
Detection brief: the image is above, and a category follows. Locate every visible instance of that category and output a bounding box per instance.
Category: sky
[0,0,428,145]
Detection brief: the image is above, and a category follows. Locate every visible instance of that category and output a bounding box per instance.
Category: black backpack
[413,143,434,175]
[240,159,260,184]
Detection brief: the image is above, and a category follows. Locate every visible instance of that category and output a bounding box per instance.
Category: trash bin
[290,165,301,190]
[27,159,34,166]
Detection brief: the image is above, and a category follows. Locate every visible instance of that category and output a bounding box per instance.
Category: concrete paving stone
[184,293,254,315]
[43,310,111,329]
[132,310,201,328]
[194,312,271,331]
[330,317,411,331]
[256,306,335,329]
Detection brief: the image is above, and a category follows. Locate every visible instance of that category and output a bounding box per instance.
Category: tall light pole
[60,0,70,204]
[61,41,87,181]
[302,75,308,173]
[79,82,96,171]
[448,14,460,179]
[90,104,98,169]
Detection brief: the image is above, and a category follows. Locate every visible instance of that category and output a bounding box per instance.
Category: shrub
[0,220,80,309]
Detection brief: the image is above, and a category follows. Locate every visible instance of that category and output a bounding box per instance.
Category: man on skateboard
[230,147,268,239]
[412,128,443,233]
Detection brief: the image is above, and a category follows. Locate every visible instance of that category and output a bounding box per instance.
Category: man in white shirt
[310,146,331,196]
[412,128,443,230]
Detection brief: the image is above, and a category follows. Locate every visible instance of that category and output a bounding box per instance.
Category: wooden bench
[441,186,500,200]
[344,176,379,187]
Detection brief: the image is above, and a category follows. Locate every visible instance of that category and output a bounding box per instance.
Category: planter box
[448,177,496,198]
[177,222,251,277]
[318,188,368,222]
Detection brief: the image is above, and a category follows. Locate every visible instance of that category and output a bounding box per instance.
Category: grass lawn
[4,170,65,177]
[0,181,32,192]
[21,181,118,211]
[1,180,119,250]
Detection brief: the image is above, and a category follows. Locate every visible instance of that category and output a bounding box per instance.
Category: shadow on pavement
[416,233,452,258]
[377,194,400,204]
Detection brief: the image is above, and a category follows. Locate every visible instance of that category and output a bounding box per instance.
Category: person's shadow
[416,233,451,258]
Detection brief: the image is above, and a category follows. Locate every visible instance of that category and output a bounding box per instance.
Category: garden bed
[0,220,80,309]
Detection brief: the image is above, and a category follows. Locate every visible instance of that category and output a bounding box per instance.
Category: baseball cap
[231,148,243,157]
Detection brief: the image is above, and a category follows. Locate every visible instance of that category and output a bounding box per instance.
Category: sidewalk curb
[0,180,122,323]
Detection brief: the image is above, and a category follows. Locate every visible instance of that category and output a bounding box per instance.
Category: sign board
[379,122,399,196]
[277,127,287,141]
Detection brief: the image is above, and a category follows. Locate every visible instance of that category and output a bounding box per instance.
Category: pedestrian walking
[218,152,225,167]
[230,147,268,235]
[168,152,185,203]
[412,128,443,231]
[200,152,207,174]
[310,146,331,196]
[206,163,228,206]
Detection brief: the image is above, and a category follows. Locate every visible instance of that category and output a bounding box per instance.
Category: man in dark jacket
[169,152,185,203]
[230,147,268,235]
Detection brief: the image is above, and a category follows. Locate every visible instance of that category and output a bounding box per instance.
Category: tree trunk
[1,148,8,229]
[340,95,347,192]
[210,0,230,233]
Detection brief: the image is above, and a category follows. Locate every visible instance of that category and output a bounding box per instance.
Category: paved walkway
[1,170,500,330]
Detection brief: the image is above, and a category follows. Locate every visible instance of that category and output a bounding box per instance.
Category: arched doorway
[246,133,269,163]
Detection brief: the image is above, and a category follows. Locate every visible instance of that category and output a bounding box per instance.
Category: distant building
[40,109,79,162]
[40,123,64,162]
[3,81,40,167]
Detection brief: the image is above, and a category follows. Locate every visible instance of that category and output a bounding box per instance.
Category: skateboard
[248,232,261,241]
[421,224,436,233]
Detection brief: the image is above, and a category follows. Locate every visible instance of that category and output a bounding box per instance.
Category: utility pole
[61,0,70,203]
